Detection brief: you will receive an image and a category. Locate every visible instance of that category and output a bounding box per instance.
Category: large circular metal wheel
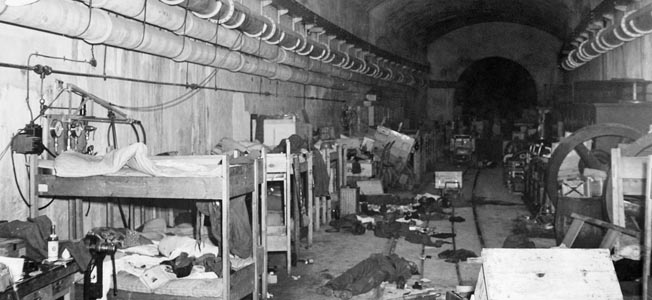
[545,123,641,245]
[546,123,641,207]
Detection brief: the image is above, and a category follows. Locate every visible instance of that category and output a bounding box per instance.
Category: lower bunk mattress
[103,262,256,300]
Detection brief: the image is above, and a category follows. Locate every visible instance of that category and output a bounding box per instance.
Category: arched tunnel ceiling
[358,0,572,44]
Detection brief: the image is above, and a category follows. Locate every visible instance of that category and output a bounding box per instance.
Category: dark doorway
[454,57,537,121]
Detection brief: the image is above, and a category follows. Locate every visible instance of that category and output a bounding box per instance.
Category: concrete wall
[426,22,563,122]
[297,0,370,41]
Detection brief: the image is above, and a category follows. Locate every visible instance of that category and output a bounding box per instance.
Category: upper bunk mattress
[46,143,224,177]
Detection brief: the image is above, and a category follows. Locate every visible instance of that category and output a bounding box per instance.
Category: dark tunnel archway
[454,57,537,122]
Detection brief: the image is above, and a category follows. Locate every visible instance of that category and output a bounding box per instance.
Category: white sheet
[53,143,224,177]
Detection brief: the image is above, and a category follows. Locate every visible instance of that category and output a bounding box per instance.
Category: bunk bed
[33,146,267,300]
[263,140,316,274]
[265,142,292,274]
[318,144,344,228]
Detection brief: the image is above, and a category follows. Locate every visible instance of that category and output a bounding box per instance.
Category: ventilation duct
[0,0,426,88]
[0,0,346,89]
[162,0,424,85]
[562,3,652,70]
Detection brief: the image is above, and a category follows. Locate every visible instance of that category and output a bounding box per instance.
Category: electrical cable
[85,201,92,217]
[111,70,217,111]
[130,123,140,143]
[40,143,57,158]
[10,148,31,208]
[38,198,56,210]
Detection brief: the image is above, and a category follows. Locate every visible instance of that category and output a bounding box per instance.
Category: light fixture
[5,0,40,6]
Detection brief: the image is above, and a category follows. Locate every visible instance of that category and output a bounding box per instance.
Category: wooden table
[0,261,79,300]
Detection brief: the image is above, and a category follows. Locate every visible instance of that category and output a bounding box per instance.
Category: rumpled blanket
[0,216,91,271]
[53,143,223,177]
[196,195,252,258]
[158,236,220,259]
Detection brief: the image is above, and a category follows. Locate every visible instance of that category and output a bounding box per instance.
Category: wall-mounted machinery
[43,83,146,157]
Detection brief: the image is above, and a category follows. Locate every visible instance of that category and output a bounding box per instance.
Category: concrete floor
[267,165,556,299]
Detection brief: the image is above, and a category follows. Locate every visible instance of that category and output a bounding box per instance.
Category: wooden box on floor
[340,187,358,215]
[474,248,622,300]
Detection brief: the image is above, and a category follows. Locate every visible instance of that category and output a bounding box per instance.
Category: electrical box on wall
[12,124,43,155]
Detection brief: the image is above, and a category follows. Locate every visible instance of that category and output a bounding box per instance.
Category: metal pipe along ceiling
[0,0,426,88]
[562,3,652,71]
[160,0,423,86]
[0,0,353,89]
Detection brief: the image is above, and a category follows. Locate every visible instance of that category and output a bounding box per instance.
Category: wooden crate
[434,171,463,189]
[474,248,622,300]
[340,187,359,215]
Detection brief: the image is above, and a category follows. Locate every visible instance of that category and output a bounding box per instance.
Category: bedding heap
[94,218,253,299]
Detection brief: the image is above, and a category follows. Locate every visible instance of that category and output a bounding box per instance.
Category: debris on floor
[438,249,478,263]
[317,253,419,299]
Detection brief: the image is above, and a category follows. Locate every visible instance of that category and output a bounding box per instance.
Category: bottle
[47,224,59,262]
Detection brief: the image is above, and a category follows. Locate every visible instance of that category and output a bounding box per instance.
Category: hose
[130,123,140,143]
[107,121,118,150]
[136,121,147,144]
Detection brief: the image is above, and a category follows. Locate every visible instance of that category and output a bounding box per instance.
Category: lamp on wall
[5,0,39,6]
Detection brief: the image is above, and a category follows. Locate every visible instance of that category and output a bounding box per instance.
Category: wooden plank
[75,199,84,239]
[260,149,268,300]
[292,156,301,262]
[29,154,39,218]
[611,148,626,226]
[620,156,648,179]
[225,264,259,300]
[285,142,292,275]
[267,225,286,235]
[315,196,321,230]
[476,249,622,300]
[38,163,256,199]
[338,145,345,188]
[266,154,288,174]
[570,213,640,238]
[599,230,621,249]
[221,155,230,300]
[643,155,652,300]
[622,179,645,196]
[560,219,585,247]
[40,175,220,199]
[252,155,260,300]
[267,235,290,251]
[307,152,314,248]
